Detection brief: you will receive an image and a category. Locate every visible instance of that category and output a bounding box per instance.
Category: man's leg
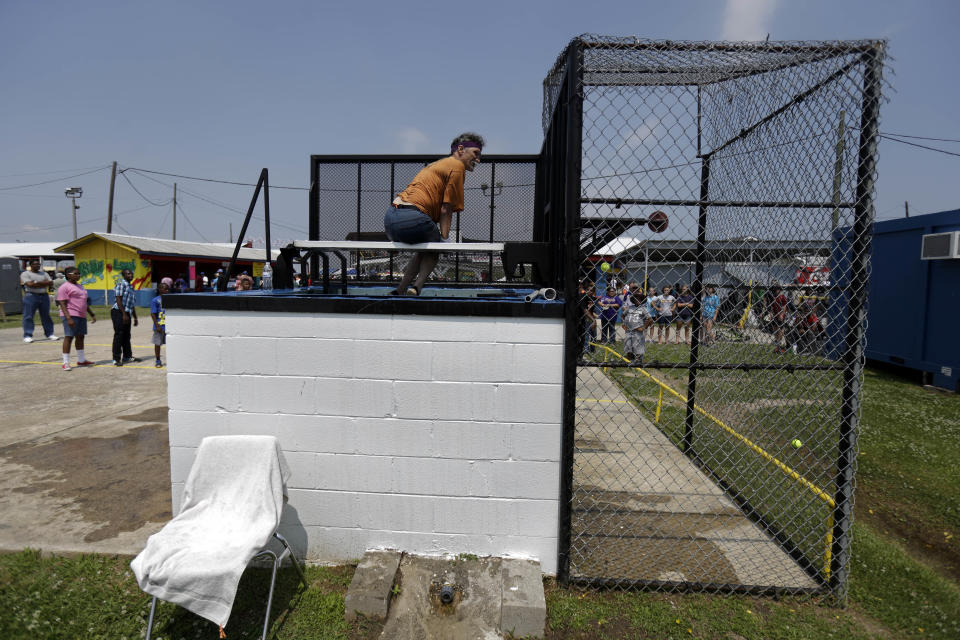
[412,253,438,293]
[21,294,38,338]
[38,294,55,338]
[122,317,133,359]
[396,254,422,293]
[111,308,124,363]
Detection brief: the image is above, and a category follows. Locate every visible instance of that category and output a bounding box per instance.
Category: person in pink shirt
[55,266,97,370]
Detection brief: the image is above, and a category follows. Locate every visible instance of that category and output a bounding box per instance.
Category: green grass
[0,550,379,640]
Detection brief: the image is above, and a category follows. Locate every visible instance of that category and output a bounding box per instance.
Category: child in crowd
[150,282,168,368]
[701,285,720,344]
[55,266,97,370]
[622,290,653,364]
[655,285,676,344]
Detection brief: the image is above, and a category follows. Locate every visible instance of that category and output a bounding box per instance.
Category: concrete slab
[500,559,546,639]
[344,550,403,622]
[571,366,819,590]
[0,320,170,556]
[379,554,546,640]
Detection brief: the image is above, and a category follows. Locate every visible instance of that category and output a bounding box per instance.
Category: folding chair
[132,435,309,640]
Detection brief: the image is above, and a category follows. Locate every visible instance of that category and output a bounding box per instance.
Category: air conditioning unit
[920,231,960,260]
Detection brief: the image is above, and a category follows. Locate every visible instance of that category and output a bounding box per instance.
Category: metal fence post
[558,38,583,586]
[830,43,884,599]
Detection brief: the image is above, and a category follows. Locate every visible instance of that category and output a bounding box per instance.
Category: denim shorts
[62,316,87,336]
[384,205,441,243]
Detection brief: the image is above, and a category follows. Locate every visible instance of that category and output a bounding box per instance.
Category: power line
[0,164,113,179]
[120,171,172,207]
[0,165,112,191]
[879,134,960,158]
[128,169,305,235]
[878,131,960,144]
[172,200,211,242]
[122,166,308,191]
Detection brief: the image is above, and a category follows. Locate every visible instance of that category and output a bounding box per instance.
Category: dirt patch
[0,422,172,542]
[856,486,959,583]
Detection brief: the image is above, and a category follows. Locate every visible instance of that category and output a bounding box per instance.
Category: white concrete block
[488,461,560,500]
[171,482,185,516]
[351,418,436,457]
[511,344,565,384]
[166,335,221,374]
[313,454,394,493]
[277,414,356,453]
[167,373,239,412]
[288,525,558,574]
[351,492,436,532]
[354,340,433,381]
[165,310,236,337]
[391,316,498,343]
[282,451,320,489]
[275,338,356,377]
[510,424,563,462]
[431,421,511,460]
[220,337,279,375]
[495,318,564,345]
[389,458,488,497]
[393,381,496,421]
[169,446,198,484]
[432,498,558,537]
[167,410,226,447]
[431,342,514,382]
[282,488,359,528]
[315,378,394,418]
[495,383,562,424]
[221,412,281,437]
[237,375,317,415]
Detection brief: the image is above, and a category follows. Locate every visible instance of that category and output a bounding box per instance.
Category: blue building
[865,209,960,391]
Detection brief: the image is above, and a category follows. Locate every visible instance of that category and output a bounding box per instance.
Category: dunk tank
[162,36,886,601]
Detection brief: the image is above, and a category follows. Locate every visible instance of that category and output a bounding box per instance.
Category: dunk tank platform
[161,35,884,601]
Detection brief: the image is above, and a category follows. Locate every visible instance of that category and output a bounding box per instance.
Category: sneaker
[122,356,142,363]
[155,360,163,368]
[23,336,33,343]
[47,335,61,341]
[113,360,123,367]
[76,360,95,366]
[62,363,71,371]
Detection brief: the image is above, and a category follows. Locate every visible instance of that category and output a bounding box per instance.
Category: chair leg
[273,532,309,588]
[260,551,283,640]
[145,595,158,640]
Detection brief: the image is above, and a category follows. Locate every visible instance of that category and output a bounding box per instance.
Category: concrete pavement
[0,314,170,556]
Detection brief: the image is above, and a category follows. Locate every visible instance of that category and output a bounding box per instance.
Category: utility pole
[172,182,177,240]
[229,222,233,243]
[904,201,910,218]
[106,161,117,233]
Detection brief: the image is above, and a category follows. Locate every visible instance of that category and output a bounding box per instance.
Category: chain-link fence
[308,155,538,283]
[547,36,888,601]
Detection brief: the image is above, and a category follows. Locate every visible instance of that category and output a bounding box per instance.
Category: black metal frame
[221,168,272,291]
[550,37,884,599]
[308,154,539,285]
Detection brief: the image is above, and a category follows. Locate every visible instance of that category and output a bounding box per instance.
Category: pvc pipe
[524,287,557,302]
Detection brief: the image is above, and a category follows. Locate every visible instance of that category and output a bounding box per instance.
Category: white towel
[131,435,291,628]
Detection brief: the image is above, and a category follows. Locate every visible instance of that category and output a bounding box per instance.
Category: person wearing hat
[384,132,484,296]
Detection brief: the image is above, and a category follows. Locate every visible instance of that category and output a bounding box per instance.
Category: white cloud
[722,0,778,41]
[394,127,430,153]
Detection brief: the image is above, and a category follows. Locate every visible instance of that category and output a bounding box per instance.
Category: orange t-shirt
[396,156,466,223]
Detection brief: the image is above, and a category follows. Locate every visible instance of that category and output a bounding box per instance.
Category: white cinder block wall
[165,310,564,573]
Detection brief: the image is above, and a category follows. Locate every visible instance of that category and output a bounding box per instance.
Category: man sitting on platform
[383,132,483,296]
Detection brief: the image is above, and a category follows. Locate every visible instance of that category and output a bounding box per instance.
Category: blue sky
[1,0,957,246]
